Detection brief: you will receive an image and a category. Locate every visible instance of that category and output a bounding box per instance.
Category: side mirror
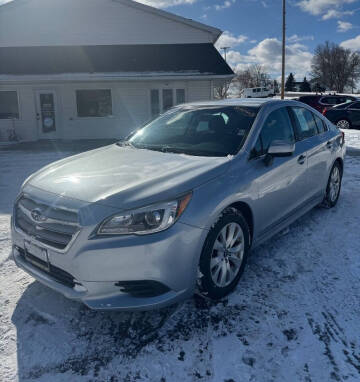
[264,140,295,166]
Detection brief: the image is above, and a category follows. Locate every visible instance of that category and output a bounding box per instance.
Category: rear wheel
[322,162,342,208]
[198,210,250,300]
[336,119,351,129]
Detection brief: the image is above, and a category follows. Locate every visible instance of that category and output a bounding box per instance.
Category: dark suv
[298,95,357,113]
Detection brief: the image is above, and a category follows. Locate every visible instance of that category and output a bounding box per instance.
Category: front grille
[15,194,80,251]
[18,248,76,288]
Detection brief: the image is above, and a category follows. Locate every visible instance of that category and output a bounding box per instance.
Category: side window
[344,97,355,104]
[313,114,325,134]
[290,107,318,139]
[350,102,360,110]
[251,108,295,158]
[321,97,337,105]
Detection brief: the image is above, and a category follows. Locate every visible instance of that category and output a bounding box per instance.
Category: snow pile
[343,129,360,154]
[1,148,360,381]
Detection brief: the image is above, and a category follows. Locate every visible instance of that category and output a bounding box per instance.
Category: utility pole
[281,0,286,100]
[221,47,230,63]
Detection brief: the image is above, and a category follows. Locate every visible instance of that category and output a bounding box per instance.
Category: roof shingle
[0,44,234,76]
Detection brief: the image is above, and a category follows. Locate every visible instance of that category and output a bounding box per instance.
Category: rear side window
[350,102,360,110]
[251,107,295,158]
[321,97,337,105]
[344,97,356,103]
[313,114,325,134]
[290,107,318,139]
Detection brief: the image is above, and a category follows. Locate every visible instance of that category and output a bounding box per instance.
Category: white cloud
[337,21,353,32]
[340,34,360,50]
[297,0,357,16]
[322,9,355,20]
[215,31,248,49]
[287,34,314,42]
[214,0,235,11]
[227,38,313,78]
[136,0,198,8]
[248,39,313,76]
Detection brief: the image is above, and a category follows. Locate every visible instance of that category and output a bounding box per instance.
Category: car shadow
[346,145,360,157]
[11,275,261,380]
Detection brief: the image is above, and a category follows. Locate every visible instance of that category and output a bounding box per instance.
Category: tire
[322,161,343,208]
[336,119,351,129]
[198,209,250,300]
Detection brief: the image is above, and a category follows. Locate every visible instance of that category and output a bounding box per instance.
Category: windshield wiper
[116,141,135,148]
[123,142,227,157]
[130,143,172,153]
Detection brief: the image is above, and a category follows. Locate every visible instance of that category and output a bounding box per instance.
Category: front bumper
[12,220,207,311]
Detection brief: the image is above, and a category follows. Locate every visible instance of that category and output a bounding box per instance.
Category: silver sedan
[11,99,345,310]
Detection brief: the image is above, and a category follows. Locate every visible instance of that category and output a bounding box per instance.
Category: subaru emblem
[31,208,47,222]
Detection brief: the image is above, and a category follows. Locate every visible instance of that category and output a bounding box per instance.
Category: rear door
[347,101,360,128]
[288,106,332,199]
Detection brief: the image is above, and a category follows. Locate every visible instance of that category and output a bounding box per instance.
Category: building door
[35,91,58,139]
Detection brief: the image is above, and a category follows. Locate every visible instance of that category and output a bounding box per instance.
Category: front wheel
[322,162,342,208]
[198,210,250,300]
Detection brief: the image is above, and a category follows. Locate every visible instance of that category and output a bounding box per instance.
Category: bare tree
[214,80,232,99]
[311,41,360,93]
[233,64,271,95]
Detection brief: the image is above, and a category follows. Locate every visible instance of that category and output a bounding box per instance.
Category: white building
[0,0,234,142]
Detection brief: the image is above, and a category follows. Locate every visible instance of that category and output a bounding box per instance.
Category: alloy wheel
[329,166,341,203]
[337,120,350,129]
[210,223,245,287]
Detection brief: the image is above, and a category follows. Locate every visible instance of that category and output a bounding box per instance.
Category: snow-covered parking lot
[1,133,360,382]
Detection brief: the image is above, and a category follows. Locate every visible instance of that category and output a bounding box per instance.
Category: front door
[248,106,309,236]
[35,91,58,139]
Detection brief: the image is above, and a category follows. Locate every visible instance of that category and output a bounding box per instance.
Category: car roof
[181,98,288,108]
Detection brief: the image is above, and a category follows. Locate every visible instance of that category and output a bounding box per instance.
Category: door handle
[298,155,306,165]
[326,141,332,149]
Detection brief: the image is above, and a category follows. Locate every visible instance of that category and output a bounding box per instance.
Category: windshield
[128,106,259,157]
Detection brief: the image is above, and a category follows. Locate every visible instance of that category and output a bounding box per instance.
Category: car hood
[26,144,231,209]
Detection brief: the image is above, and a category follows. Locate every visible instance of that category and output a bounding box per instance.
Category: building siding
[0,80,213,141]
[0,0,213,47]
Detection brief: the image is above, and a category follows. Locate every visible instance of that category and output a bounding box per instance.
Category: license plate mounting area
[24,240,50,272]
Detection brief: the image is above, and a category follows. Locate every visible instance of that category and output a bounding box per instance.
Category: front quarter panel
[179,155,258,233]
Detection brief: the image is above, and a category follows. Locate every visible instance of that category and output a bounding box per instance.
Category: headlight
[97,192,192,235]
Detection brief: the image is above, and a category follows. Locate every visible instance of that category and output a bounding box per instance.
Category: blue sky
[140,0,360,80]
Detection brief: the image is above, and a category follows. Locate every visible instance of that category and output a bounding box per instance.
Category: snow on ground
[1,142,360,382]
[343,129,360,154]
